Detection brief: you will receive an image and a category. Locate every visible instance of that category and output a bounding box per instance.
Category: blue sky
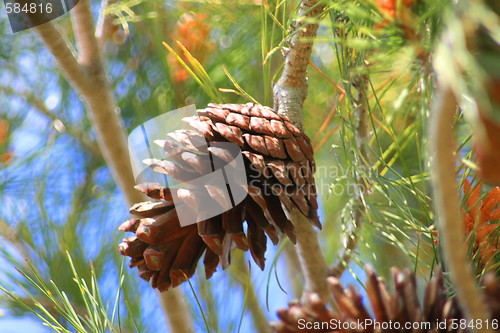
[0,2,375,332]
[0,317,48,333]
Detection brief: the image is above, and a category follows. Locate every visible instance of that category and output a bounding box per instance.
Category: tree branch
[33,1,194,331]
[330,74,370,277]
[273,0,326,128]
[429,86,492,332]
[34,22,90,95]
[95,0,117,54]
[70,0,100,66]
[291,211,328,300]
[273,0,328,301]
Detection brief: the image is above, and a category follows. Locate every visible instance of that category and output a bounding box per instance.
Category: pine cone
[119,103,319,290]
[273,266,473,333]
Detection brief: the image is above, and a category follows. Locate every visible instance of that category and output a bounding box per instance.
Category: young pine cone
[119,103,320,290]
[273,266,487,333]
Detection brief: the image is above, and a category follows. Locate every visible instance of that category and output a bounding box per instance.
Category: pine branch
[71,0,100,66]
[34,22,90,95]
[429,86,492,332]
[33,1,194,331]
[273,0,326,128]
[283,242,303,297]
[67,0,136,203]
[330,74,369,277]
[95,0,117,53]
[273,0,328,301]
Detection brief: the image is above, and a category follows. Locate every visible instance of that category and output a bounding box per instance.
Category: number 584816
[450,319,498,330]
[5,2,53,14]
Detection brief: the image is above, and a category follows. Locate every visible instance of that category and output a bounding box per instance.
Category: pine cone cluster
[119,103,319,290]
[274,266,475,333]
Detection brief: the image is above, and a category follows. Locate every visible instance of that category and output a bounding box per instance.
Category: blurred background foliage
[1,0,493,331]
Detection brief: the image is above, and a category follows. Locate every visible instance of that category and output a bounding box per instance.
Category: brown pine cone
[119,103,319,290]
[273,266,479,333]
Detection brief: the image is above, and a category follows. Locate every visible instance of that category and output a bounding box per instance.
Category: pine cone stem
[158,290,194,333]
[273,0,326,127]
[273,0,329,301]
[283,242,304,298]
[430,84,492,330]
[292,211,329,300]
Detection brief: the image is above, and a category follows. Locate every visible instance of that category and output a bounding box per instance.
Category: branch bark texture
[273,0,326,128]
[429,86,492,332]
[95,0,117,53]
[33,1,193,331]
[273,0,329,301]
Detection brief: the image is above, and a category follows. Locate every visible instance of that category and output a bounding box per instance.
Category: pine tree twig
[429,85,492,332]
[0,85,100,156]
[67,0,136,203]
[71,0,100,66]
[33,1,194,331]
[291,211,329,300]
[72,2,194,330]
[158,293,194,333]
[273,0,328,301]
[273,0,326,128]
[34,22,90,95]
[330,74,370,277]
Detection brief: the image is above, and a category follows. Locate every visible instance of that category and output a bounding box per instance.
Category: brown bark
[429,86,492,332]
[33,1,193,331]
[273,0,329,301]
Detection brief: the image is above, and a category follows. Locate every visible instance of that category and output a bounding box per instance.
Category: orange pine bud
[462,179,500,267]
[0,119,9,145]
[168,13,214,83]
[1,152,13,164]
